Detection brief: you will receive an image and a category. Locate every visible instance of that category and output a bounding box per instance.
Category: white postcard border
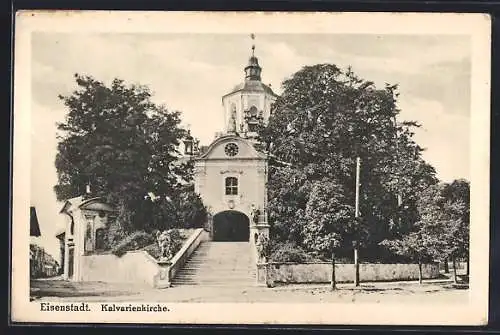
[11,11,491,325]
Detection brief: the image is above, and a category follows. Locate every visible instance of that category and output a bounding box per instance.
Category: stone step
[173,278,257,283]
[171,282,256,287]
[180,266,255,269]
[180,268,255,273]
[177,273,256,278]
[175,271,255,276]
[172,241,256,286]
[174,278,255,283]
[179,268,254,272]
[173,282,256,286]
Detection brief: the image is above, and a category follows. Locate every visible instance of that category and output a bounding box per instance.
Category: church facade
[193,46,278,243]
[55,43,277,281]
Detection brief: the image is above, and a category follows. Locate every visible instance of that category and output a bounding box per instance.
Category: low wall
[79,229,206,288]
[257,262,440,285]
[167,228,207,284]
[80,251,162,287]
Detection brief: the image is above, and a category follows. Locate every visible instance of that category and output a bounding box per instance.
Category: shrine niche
[58,196,118,281]
[82,208,117,254]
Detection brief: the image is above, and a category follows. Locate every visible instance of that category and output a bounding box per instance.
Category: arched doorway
[213,211,250,242]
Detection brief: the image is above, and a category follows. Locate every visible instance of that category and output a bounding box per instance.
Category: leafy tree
[302,179,357,256]
[266,165,310,243]
[420,180,470,282]
[150,185,208,230]
[380,183,445,284]
[380,230,440,284]
[441,179,470,265]
[54,74,201,236]
[302,179,357,289]
[259,64,438,263]
[381,179,470,284]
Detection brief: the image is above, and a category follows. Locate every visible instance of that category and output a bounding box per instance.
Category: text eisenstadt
[39,302,170,312]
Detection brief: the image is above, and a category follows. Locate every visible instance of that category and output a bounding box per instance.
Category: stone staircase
[171,241,256,287]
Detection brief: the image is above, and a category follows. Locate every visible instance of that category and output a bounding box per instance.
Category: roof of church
[223,80,277,99]
[195,134,267,160]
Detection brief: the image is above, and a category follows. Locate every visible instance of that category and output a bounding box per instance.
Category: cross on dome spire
[251,33,256,56]
[245,33,262,81]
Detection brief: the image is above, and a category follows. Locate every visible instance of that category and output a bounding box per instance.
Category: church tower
[221,34,278,140]
[193,35,274,243]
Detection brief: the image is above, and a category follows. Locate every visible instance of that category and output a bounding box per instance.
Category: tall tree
[380,183,446,284]
[302,179,357,288]
[423,179,470,282]
[259,64,437,260]
[55,74,199,234]
[302,179,355,258]
[382,179,470,284]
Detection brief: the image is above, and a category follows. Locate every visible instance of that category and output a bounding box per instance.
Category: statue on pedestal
[156,230,171,261]
[255,231,270,262]
[250,205,261,225]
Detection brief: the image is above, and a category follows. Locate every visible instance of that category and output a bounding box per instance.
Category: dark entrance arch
[213,211,250,242]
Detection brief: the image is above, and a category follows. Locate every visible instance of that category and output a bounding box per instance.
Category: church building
[192,40,278,244]
[55,38,278,282]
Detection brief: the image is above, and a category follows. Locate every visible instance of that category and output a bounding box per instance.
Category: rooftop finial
[245,33,262,81]
[251,33,256,57]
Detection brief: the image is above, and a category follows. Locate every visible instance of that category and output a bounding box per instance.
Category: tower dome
[245,55,262,81]
[220,34,278,137]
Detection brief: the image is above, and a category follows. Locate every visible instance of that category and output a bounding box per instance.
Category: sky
[30,33,471,260]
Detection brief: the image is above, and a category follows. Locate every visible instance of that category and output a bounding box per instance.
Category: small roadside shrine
[57,196,117,281]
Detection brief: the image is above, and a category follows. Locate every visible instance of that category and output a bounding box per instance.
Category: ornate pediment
[196,134,267,161]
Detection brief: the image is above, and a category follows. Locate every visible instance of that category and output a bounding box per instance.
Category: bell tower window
[245,105,262,132]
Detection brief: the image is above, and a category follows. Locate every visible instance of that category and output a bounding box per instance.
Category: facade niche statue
[228,111,237,133]
[250,206,261,225]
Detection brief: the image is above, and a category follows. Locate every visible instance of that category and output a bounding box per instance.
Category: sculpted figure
[156,230,170,259]
[252,208,261,224]
[250,205,260,225]
[256,232,269,262]
[228,112,237,132]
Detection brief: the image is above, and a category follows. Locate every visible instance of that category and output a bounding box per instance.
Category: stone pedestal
[155,261,172,289]
[251,224,270,244]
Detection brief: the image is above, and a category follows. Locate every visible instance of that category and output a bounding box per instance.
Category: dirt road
[31,279,468,304]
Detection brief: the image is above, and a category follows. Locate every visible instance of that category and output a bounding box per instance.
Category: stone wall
[78,229,205,288]
[257,262,440,285]
[80,251,161,287]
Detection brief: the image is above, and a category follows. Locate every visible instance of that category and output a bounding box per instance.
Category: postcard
[11,11,490,325]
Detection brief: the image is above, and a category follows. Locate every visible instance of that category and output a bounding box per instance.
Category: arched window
[225,177,238,195]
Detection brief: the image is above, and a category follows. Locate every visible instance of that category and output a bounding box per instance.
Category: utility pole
[393,115,403,210]
[354,156,361,287]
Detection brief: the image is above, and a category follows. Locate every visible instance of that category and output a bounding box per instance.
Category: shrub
[142,242,162,259]
[111,231,155,257]
[142,228,186,261]
[164,229,183,258]
[269,242,319,263]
